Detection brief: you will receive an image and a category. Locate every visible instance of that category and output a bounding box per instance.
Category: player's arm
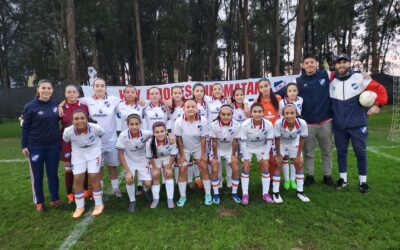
[365,79,389,115]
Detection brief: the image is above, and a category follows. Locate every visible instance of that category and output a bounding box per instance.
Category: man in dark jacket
[295,55,335,187]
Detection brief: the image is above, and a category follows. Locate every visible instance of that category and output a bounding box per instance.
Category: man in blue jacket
[295,55,335,187]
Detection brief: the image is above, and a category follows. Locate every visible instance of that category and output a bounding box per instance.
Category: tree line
[0,0,399,88]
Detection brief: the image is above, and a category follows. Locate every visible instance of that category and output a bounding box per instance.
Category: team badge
[351,83,360,90]
[53,107,58,113]
[319,79,326,86]
[104,101,110,107]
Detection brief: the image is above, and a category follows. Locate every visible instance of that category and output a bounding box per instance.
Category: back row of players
[61,78,309,218]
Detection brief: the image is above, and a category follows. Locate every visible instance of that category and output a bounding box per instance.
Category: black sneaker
[323,175,334,187]
[304,175,315,186]
[359,182,369,193]
[128,201,136,213]
[336,178,348,189]
[136,185,143,196]
[143,189,153,202]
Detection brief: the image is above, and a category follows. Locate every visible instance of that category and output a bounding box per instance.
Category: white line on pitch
[59,172,125,250]
[367,148,400,162]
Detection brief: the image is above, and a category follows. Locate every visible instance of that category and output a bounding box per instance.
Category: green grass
[0,106,399,249]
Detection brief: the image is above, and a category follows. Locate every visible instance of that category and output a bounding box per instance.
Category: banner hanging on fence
[81,75,299,101]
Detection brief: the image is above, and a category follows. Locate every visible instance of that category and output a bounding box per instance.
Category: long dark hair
[231,88,245,107]
[64,84,80,102]
[215,104,233,122]
[150,122,166,159]
[126,114,141,125]
[284,82,298,98]
[124,85,139,103]
[212,82,224,99]
[171,86,185,114]
[192,83,205,102]
[256,78,279,111]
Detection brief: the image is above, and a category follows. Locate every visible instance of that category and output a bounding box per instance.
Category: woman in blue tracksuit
[21,79,62,212]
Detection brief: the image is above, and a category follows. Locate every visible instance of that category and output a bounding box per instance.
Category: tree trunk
[65,0,79,84]
[272,0,280,76]
[207,0,220,80]
[293,0,305,74]
[240,0,250,78]
[133,0,145,85]
[370,0,379,74]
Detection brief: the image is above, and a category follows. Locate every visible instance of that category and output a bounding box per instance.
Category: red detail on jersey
[365,79,388,106]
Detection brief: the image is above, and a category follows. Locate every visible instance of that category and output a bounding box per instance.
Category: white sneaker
[113,188,122,198]
[297,192,310,202]
[273,193,283,204]
[150,199,159,209]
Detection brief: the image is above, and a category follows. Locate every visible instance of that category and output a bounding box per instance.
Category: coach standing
[330,54,387,193]
[21,79,62,212]
[295,55,334,187]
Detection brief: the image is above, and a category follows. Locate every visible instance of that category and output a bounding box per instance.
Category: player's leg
[334,128,350,189]
[303,125,317,185]
[349,127,369,193]
[317,120,334,186]
[228,155,241,203]
[241,158,251,205]
[150,162,161,209]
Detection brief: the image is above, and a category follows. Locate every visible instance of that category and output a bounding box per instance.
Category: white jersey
[209,119,241,154]
[167,105,184,133]
[117,102,147,131]
[116,129,152,164]
[240,118,274,160]
[174,115,208,153]
[278,97,303,118]
[232,103,247,124]
[144,103,168,130]
[80,96,120,151]
[196,100,208,118]
[145,136,178,159]
[63,123,105,159]
[204,95,228,124]
[274,118,308,146]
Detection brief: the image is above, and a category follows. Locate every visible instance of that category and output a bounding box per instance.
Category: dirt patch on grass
[218,207,240,218]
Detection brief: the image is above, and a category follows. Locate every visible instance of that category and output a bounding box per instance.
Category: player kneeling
[274,104,310,202]
[209,104,241,204]
[240,103,274,205]
[116,114,153,213]
[63,110,105,218]
[146,122,178,209]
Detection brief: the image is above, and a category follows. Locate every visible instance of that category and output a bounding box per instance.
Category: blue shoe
[231,193,241,204]
[204,194,212,205]
[177,197,187,207]
[213,194,220,204]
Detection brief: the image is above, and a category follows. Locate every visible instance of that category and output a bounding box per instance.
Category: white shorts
[280,144,300,159]
[101,148,119,167]
[209,151,233,164]
[242,150,268,162]
[72,154,101,175]
[184,149,202,163]
[154,156,171,169]
[126,160,151,181]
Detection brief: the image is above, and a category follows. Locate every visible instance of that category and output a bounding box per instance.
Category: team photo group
[21,54,388,219]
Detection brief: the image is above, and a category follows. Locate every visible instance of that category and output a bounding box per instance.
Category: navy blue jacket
[296,69,333,124]
[21,98,60,148]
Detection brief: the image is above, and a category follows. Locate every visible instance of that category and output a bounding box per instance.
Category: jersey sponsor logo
[351,82,360,90]
[319,79,326,86]
[92,109,107,118]
[31,154,39,162]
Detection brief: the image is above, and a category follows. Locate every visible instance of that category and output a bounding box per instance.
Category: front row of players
[63,99,309,218]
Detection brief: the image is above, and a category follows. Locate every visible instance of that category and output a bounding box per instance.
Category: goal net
[388,75,400,142]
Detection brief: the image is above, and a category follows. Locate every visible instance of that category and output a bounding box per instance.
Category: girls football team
[23,77,355,218]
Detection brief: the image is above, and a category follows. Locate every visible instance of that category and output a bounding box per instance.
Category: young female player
[118,85,147,131]
[274,104,310,202]
[174,99,211,207]
[278,83,303,190]
[144,87,168,131]
[231,88,250,124]
[240,103,274,205]
[116,114,153,212]
[209,104,241,204]
[63,110,105,218]
[22,79,62,212]
[146,122,178,209]
[75,78,122,197]
[256,78,282,194]
[60,85,90,203]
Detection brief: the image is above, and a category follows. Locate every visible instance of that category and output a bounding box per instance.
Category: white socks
[241,172,249,195]
[75,192,84,208]
[340,172,348,182]
[152,184,160,200]
[203,179,211,195]
[111,178,119,189]
[178,181,187,198]
[231,178,240,194]
[261,172,271,195]
[165,179,174,199]
[126,184,136,202]
[93,190,103,206]
[272,175,281,193]
[211,179,219,195]
[296,173,304,192]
